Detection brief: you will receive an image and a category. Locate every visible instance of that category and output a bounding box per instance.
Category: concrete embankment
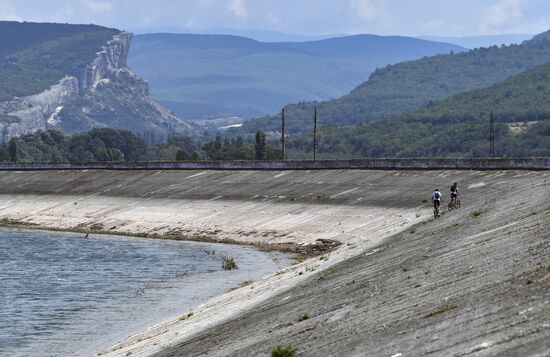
[0,169,427,252]
[0,158,549,171]
[0,169,548,356]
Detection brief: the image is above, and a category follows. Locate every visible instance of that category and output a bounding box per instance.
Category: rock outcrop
[0,32,195,142]
[77,32,132,91]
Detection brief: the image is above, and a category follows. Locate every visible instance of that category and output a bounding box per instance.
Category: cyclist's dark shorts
[451,193,458,198]
[433,200,441,209]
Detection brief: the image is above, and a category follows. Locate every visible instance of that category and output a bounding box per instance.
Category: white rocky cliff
[0,32,195,142]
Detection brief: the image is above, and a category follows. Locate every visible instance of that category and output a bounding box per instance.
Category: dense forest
[0,22,119,101]
[237,30,550,135]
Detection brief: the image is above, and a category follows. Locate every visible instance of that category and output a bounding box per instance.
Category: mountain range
[238,30,550,135]
[419,34,533,49]
[128,33,464,120]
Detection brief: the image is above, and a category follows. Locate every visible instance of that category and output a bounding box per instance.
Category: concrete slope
[0,170,548,356]
[148,171,550,357]
[0,169,429,249]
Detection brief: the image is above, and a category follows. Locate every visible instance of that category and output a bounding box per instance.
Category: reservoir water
[0,229,291,356]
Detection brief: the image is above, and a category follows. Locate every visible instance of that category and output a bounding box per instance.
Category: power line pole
[489,112,495,157]
[313,107,317,162]
[281,108,285,160]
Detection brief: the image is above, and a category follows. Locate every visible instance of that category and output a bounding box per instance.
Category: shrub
[221,256,238,270]
[472,210,482,217]
[298,313,309,321]
[272,346,296,357]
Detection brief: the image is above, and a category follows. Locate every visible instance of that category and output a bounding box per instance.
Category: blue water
[0,229,290,357]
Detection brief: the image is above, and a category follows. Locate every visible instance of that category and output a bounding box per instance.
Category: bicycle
[433,201,441,220]
[448,196,461,211]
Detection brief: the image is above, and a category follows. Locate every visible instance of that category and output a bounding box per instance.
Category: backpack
[434,192,441,200]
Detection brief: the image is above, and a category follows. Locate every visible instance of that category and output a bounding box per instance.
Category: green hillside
[239,29,550,135]
[128,33,463,119]
[0,22,119,101]
[288,60,550,158]
[403,61,550,122]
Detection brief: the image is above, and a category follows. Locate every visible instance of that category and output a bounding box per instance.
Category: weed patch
[179,311,194,321]
[221,256,238,270]
[298,313,309,321]
[272,346,296,357]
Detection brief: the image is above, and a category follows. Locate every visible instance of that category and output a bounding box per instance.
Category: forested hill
[238,29,550,135]
[402,60,550,122]
[128,33,463,119]
[0,22,119,101]
[288,60,550,159]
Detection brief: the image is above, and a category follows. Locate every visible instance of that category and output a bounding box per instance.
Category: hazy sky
[1,0,549,36]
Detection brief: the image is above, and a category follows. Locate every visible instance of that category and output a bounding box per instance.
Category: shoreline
[0,219,341,259]
[97,224,413,357]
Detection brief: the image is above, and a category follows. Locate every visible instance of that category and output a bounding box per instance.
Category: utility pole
[313,107,317,162]
[281,108,285,160]
[489,112,495,158]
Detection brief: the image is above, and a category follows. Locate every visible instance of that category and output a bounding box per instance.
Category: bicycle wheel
[456,199,461,208]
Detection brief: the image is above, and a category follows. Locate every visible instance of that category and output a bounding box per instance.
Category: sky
[1,0,549,37]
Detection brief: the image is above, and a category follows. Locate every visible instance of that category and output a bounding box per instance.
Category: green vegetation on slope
[238,29,550,135]
[0,21,119,101]
[287,60,550,158]
[128,33,463,119]
[404,60,550,122]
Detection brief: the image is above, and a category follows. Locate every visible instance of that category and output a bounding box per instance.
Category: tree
[95,148,124,162]
[255,131,266,160]
[203,136,224,160]
[8,138,17,162]
[175,150,189,161]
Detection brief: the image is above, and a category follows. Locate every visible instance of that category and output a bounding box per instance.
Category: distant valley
[128,33,464,121]
[239,30,550,135]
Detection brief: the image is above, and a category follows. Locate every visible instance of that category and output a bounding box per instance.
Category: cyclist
[450,182,459,205]
[432,188,442,217]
